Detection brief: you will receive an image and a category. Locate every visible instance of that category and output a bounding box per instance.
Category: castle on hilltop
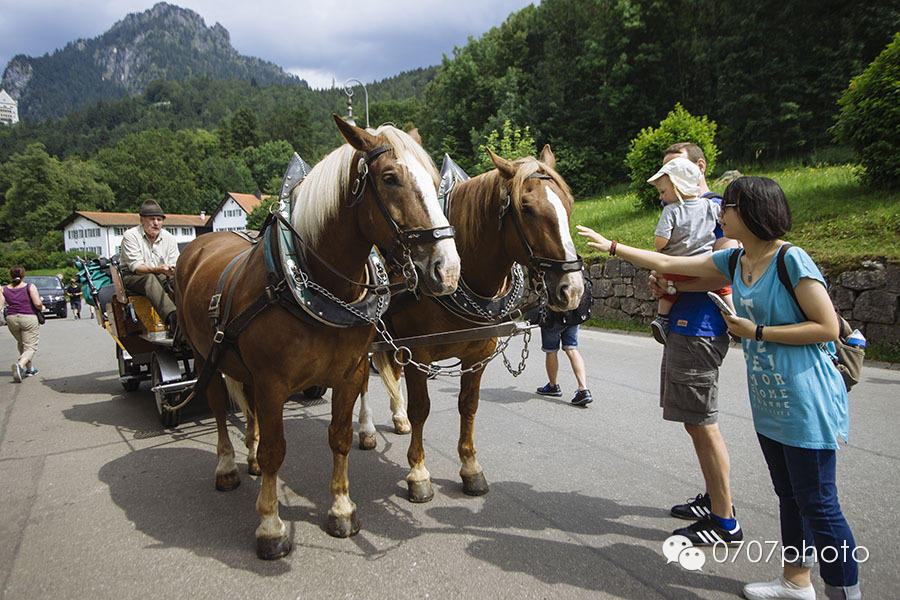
[0,89,19,125]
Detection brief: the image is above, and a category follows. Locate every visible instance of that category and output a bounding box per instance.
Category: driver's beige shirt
[119,225,179,273]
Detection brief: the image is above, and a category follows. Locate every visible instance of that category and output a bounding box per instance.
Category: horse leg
[458,370,488,496]
[327,381,362,537]
[224,374,260,475]
[253,382,291,560]
[204,360,240,491]
[357,390,377,450]
[374,351,410,434]
[404,366,433,503]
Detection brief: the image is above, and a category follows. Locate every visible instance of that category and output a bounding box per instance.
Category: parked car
[24,276,68,318]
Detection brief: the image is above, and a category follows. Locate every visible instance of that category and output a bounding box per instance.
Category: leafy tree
[625,104,719,209]
[833,32,900,187]
[93,129,202,214]
[241,141,294,193]
[476,120,536,173]
[0,143,115,241]
[245,201,271,231]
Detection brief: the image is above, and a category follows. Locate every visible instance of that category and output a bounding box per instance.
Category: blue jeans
[756,433,859,591]
[540,322,578,352]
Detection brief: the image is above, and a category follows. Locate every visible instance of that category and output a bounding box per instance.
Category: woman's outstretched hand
[576,225,611,253]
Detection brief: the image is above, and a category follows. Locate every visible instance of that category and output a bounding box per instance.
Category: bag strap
[727,247,742,282]
[774,243,804,318]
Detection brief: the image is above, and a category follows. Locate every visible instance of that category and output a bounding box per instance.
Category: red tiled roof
[226,192,272,215]
[64,211,210,227]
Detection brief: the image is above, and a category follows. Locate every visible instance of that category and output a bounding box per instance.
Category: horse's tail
[222,374,250,416]
[373,351,402,403]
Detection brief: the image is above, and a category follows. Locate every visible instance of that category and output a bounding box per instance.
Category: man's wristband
[609,241,617,256]
[755,325,764,341]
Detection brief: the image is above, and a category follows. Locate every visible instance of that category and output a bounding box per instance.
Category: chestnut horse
[174,116,460,559]
[359,145,584,502]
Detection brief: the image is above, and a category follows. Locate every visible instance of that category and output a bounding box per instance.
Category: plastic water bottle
[845,329,866,348]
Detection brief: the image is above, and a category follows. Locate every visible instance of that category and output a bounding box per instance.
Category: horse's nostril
[432,260,443,282]
[558,284,569,303]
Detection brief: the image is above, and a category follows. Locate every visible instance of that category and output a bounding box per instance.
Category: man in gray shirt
[119,199,179,336]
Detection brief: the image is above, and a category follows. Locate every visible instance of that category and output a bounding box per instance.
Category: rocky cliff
[1,2,304,121]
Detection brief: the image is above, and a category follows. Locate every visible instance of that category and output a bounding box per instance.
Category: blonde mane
[453,156,573,256]
[290,125,439,249]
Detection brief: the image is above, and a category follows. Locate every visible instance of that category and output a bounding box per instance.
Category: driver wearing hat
[119,199,180,336]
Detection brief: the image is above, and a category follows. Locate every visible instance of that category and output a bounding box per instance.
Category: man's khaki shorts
[659,332,729,425]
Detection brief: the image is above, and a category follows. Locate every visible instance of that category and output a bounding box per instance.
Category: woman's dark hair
[9,265,25,284]
[723,176,792,241]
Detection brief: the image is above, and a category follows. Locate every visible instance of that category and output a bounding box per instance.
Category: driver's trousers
[122,273,176,321]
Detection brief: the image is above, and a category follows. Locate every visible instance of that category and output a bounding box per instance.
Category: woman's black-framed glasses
[716,202,738,221]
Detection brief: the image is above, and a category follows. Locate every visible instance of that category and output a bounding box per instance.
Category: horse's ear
[488,148,516,179]
[333,114,378,152]
[539,144,555,169]
[408,128,422,146]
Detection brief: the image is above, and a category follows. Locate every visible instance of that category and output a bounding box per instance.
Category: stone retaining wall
[587,258,900,347]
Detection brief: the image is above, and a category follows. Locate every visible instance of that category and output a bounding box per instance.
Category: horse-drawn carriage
[75,256,195,427]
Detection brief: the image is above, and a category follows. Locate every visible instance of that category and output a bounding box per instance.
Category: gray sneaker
[24,367,39,377]
[12,363,23,383]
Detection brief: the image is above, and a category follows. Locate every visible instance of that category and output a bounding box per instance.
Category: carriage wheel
[151,353,181,428]
[117,345,140,392]
[302,386,327,400]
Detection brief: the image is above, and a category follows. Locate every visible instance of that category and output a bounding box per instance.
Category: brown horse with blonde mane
[174,116,460,559]
[359,145,584,502]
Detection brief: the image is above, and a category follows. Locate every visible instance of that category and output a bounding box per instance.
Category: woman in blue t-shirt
[576,176,860,600]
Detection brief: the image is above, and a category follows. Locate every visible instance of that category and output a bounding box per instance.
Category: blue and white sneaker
[536,382,562,397]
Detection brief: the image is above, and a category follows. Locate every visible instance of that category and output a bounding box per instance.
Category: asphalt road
[1,315,898,599]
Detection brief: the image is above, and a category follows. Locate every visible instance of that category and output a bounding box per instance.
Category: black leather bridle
[351,145,455,275]
[500,172,582,297]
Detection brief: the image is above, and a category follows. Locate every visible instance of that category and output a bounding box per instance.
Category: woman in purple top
[1,265,45,382]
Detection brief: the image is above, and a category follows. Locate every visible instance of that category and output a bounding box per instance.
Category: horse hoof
[392,417,411,435]
[462,472,489,496]
[326,510,360,538]
[256,535,292,560]
[247,460,261,476]
[358,432,376,450]
[407,480,434,503]
[215,470,241,491]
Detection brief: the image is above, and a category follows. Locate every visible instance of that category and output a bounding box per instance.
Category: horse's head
[490,145,584,311]
[334,115,460,296]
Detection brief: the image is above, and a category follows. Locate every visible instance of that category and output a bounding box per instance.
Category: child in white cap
[648,156,734,343]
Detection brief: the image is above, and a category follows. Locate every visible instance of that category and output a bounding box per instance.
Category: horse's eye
[382,173,399,186]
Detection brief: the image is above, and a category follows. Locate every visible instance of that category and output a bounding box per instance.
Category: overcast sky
[0,1,536,89]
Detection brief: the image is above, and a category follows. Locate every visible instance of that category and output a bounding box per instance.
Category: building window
[114,227,126,236]
[181,227,192,235]
[165,227,176,234]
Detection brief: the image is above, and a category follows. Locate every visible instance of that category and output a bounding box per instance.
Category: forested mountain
[1,2,303,122]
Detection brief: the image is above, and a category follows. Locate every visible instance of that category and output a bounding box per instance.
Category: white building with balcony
[0,89,19,125]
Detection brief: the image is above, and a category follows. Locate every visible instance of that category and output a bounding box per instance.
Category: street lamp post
[342,78,369,129]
